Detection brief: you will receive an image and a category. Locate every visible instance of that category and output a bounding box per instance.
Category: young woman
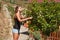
[12,6,32,40]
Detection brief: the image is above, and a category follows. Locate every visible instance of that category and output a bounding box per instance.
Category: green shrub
[23,0,60,36]
[0,2,1,10]
[7,5,14,18]
[32,31,41,40]
[7,5,15,25]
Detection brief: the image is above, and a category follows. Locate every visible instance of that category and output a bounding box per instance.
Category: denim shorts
[12,28,20,34]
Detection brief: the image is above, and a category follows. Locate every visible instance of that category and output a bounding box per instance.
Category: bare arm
[16,12,32,22]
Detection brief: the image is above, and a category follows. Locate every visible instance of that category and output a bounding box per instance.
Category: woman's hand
[28,17,33,19]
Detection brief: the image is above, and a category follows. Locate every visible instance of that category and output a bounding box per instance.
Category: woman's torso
[13,12,26,29]
[13,15,22,29]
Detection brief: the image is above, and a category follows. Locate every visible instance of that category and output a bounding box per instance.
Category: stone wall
[0,4,13,40]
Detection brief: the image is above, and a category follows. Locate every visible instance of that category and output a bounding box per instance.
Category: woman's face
[18,7,24,11]
[18,7,21,11]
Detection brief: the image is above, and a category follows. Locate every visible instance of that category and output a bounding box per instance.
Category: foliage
[32,31,41,40]
[0,2,1,10]
[10,0,16,4]
[23,0,60,36]
[7,5,14,18]
[7,5,15,25]
[3,0,15,4]
[28,30,41,40]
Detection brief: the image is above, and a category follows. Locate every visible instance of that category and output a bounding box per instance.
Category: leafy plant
[10,0,15,4]
[0,2,1,10]
[32,31,41,40]
[23,0,60,36]
[7,5,15,25]
[7,5,14,18]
